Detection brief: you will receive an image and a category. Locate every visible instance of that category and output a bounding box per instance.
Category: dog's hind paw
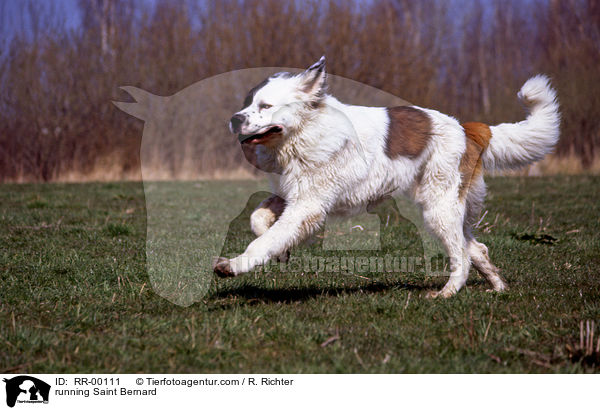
[213,257,236,278]
[425,290,442,299]
[425,289,455,299]
[486,285,508,293]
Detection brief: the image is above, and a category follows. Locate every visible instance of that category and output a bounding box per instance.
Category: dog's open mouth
[239,125,283,144]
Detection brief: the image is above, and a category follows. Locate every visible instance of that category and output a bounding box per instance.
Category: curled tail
[482,75,560,171]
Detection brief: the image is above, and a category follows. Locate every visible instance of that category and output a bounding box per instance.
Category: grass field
[1,176,599,373]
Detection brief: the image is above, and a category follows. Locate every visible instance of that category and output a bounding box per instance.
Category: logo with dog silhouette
[3,376,51,407]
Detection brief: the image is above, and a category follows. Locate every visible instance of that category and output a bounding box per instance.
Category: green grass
[0,176,599,373]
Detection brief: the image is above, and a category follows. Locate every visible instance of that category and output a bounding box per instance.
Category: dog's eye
[259,103,272,110]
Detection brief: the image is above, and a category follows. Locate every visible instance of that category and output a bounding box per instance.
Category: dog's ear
[300,56,327,98]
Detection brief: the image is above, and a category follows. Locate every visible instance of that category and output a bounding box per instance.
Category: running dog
[214,56,560,298]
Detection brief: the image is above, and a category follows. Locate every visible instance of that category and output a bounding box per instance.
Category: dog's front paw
[213,257,236,278]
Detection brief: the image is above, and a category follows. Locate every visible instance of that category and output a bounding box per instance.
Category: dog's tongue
[243,137,261,144]
[238,126,282,144]
[238,133,258,144]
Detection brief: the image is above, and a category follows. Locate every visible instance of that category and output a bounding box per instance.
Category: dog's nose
[230,114,246,133]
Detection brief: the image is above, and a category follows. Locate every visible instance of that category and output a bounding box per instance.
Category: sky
[1,0,81,36]
[1,0,156,42]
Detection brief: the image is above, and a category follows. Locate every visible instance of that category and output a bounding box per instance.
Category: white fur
[215,59,560,297]
[483,75,560,170]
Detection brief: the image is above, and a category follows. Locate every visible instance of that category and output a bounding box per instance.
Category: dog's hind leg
[463,177,507,292]
[250,194,289,262]
[421,199,471,298]
[467,239,507,292]
[250,194,285,237]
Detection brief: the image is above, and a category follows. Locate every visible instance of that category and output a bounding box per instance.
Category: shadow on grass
[212,280,429,306]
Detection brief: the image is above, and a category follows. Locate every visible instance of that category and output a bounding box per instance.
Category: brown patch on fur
[459,122,493,199]
[259,194,286,218]
[213,257,235,278]
[384,107,432,159]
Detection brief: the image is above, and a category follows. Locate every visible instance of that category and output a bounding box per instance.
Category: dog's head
[230,56,327,145]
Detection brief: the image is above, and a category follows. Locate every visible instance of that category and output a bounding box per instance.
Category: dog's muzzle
[229,114,246,134]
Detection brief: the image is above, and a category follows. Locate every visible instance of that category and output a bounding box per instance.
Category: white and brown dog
[214,56,560,298]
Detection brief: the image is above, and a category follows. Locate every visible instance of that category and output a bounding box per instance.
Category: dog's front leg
[214,204,325,277]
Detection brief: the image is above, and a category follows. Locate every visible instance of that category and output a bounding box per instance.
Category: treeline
[0,0,598,181]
